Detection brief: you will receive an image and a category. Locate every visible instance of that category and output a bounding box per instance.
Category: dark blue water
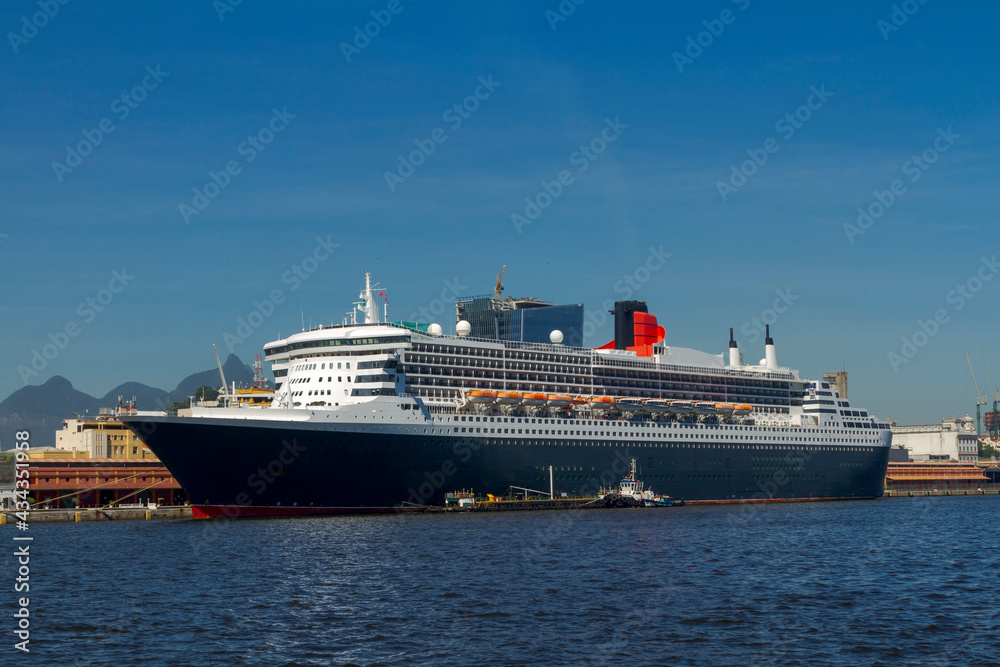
[5,496,999,666]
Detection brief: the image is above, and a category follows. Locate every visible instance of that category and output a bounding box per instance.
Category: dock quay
[883,488,999,498]
[450,497,603,512]
[0,506,193,524]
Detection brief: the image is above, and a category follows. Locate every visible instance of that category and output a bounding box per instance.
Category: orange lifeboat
[732,404,753,415]
[522,392,548,407]
[588,396,616,411]
[547,394,573,408]
[496,391,523,405]
[467,390,497,404]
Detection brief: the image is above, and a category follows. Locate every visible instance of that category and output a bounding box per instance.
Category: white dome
[428,323,443,336]
[456,320,472,337]
[550,330,564,344]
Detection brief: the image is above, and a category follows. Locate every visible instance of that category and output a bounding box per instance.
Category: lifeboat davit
[693,401,718,415]
[467,390,497,404]
[715,403,736,416]
[547,394,573,408]
[644,399,672,412]
[732,404,753,415]
[521,392,548,407]
[616,397,645,411]
[496,391,523,405]
[668,400,694,414]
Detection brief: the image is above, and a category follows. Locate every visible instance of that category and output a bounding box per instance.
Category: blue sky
[1,1,998,426]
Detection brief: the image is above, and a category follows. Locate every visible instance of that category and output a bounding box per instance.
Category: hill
[0,355,253,448]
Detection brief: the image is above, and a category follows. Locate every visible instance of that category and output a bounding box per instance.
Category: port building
[55,407,161,460]
[891,415,979,464]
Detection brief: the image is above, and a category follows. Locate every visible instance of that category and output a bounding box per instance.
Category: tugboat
[600,459,683,508]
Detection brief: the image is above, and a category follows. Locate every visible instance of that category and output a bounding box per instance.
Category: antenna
[301,303,305,332]
[253,353,265,389]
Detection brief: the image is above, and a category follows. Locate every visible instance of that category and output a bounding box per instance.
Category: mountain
[99,382,170,411]
[0,355,254,449]
[172,355,253,401]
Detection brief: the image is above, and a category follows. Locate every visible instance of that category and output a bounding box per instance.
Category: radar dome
[456,320,472,336]
[428,323,443,336]
[550,330,564,344]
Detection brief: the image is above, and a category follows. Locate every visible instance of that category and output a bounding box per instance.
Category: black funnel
[612,301,647,350]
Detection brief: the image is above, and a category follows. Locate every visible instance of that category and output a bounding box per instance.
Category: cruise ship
[120,273,892,518]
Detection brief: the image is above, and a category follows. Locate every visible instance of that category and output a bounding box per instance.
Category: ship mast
[357,271,382,324]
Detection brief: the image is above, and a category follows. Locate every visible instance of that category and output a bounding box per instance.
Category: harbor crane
[985,348,999,439]
[965,350,987,437]
[494,264,505,300]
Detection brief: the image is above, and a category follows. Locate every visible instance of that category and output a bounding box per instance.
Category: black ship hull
[121,416,889,518]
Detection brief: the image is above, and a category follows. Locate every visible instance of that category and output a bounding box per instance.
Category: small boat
[496,391,523,405]
[715,402,736,416]
[521,392,548,407]
[693,401,718,415]
[546,394,573,408]
[616,397,645,411]
[643,398,672,413]
[467,390,497,404]
[600,459,683,508]
[732,404,753,416]
[668,400,694,414]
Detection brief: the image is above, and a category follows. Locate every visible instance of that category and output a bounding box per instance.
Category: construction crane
[494,265,505,300]
[985,348,999,439]
[965,350,987,437]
